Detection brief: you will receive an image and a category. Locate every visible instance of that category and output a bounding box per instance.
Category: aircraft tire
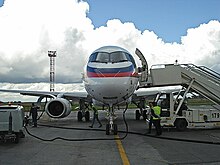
[77,111,83,121]
[85,111,90,121]
[135,110,140,120]
[106,124,110,135]
[113,124,118,135]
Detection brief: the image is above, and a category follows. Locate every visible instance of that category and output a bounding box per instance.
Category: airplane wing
[0,87,92,119]
[0,89,89,99]
[134,85,182,97]
[132,85,182,102]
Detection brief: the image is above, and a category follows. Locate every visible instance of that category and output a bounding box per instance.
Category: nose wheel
[106,123,118,135]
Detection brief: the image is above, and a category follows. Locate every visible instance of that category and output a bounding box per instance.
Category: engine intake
[45,98,71,118]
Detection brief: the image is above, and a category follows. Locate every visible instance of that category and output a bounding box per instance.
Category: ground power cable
[25,106,220,145]
[24,104,129,142]
[37,102,47,120]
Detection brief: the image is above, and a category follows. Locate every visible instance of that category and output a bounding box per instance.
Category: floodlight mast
[48,51,57,92]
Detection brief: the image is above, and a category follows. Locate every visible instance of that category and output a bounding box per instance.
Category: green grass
[2,98,213,113]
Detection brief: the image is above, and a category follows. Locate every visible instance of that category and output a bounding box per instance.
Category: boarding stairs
[145,63,220,105]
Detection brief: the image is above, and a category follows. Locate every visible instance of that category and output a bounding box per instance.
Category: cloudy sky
[0,0,220,101]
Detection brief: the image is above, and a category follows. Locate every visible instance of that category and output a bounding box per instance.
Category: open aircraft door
[135,48,148,87]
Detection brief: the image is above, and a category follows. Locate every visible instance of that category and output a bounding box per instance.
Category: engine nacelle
[45,98,72,118]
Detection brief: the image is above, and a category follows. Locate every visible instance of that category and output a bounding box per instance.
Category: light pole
[48,51,57,92]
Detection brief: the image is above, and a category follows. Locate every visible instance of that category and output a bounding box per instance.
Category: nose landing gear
[105,105,118,135]
[105,103,128,135]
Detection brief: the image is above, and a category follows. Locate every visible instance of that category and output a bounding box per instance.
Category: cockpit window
[125,53,136,68]
[110,52,128,63]
[89,51,136,67]
[89,53,97,62]
[89,52,109,63]
[96,52,109,63]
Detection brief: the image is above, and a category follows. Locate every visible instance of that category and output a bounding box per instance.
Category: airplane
[0,45,150,135]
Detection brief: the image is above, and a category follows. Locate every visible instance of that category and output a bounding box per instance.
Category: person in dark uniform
[152,102,162,136]
[148,102,162,136]
[89,104,102,128]
[29,103,38,127]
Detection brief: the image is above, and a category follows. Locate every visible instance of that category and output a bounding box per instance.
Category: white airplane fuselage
[83,46,139,106]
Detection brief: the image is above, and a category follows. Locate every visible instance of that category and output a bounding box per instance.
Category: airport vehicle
[0,105,25,143]
[153,90,220,131]
[143,63,220,130]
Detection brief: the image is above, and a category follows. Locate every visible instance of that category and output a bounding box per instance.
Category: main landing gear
[77,110,90,122]
[77,99,90,122]
[135,109,147,120]
[133,98,147,120]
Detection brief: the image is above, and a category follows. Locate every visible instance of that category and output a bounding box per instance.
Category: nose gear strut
[105,103,128,135]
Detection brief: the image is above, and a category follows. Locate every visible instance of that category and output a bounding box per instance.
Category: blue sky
[86,0,220,43]
[0,0,219,42]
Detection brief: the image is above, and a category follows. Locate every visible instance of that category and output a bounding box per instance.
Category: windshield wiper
[112,60,128,63]
[91,60,108,63]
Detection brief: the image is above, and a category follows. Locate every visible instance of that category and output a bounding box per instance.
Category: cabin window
[110,52,128,63]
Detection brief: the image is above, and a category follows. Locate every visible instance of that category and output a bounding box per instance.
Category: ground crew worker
[29,103,38,127]
[89,104,102,128]
[150,102,162,136]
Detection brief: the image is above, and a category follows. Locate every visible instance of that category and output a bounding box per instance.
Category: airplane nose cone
[85,77,137,105]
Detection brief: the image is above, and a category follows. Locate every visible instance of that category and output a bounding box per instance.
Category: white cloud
[0,0,219,99]
[0,0,93,83]
[181,20,220,65]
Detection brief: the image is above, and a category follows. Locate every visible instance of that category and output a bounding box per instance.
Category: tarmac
[1,109,220,165]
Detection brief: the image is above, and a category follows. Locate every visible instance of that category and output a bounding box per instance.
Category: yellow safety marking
[115,135,130,165]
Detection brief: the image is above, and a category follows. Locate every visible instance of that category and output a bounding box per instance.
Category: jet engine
[45,98,72,118]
